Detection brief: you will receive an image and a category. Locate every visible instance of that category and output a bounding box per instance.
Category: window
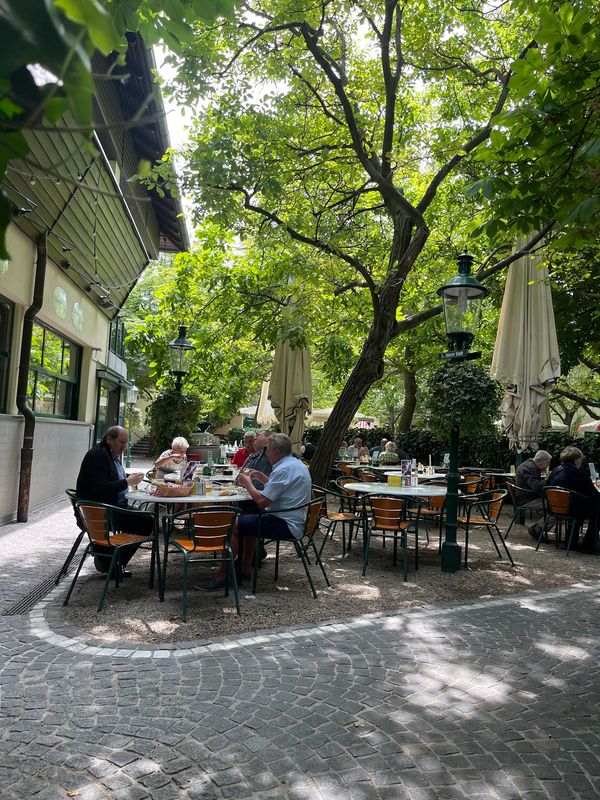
[109,318,126,358]
[0,295,14,413]
[28,322,80,418]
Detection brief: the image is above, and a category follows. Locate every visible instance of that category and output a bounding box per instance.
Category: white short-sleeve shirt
[261,455,312,538]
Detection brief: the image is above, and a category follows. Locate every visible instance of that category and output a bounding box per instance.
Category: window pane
[30,324,44,367]
[55,380,74,417]
[35,375,57,414]
[43,330,63,374]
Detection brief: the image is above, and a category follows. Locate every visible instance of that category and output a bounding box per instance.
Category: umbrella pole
[441,424,462,572]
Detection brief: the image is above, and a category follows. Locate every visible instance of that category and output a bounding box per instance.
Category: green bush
[226,427,247,445]
[538,430,600,470]
[147,391,203,455]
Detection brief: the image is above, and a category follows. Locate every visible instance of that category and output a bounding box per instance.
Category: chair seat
[457,515,491,526]
[326,512,359,522]
[170,536,225,554]
[95,531,153,547]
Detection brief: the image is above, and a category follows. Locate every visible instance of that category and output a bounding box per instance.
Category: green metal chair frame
[251,498,330,598]
[457,490,514,567]
[64,501,158,612]
[55,489,86,584]
[161,505,240,620]
[504,482,545,539]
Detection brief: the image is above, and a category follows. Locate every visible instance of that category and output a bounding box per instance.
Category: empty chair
[55,489,86,584]
[312,485,361,557]
[457,490,514,568]
[363,496,422,580]
[161,505,240,619]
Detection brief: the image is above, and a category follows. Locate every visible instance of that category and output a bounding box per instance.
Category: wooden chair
[161,505,240,619]
[457,490,514,567]
[363,496,423,580]
[356,468,377,483]
[312,485,361,557]
[251,498,330,598]
[64,502,158,612]
[339,463,354,477]
[540,487,589,555]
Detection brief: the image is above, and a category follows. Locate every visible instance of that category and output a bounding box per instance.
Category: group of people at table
[72,428,600,593]
[74,426,312,591]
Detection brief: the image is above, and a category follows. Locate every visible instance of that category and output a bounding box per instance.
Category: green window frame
[0,295,14,413]
[28,322,81,418]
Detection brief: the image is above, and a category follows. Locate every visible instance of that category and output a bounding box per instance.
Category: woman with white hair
[154,437,189,479]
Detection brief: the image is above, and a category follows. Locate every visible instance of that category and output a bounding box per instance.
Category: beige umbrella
[490,238,561,452]
[269,341,312,452]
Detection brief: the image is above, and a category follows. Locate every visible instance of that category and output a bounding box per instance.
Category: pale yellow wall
[0,223,111,422]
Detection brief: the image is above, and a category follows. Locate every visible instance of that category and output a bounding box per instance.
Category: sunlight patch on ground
[339,582,382,600]
[518,598,557,613]
[536,641,590,660]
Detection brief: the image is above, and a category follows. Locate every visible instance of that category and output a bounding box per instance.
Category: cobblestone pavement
[1,503,600,799]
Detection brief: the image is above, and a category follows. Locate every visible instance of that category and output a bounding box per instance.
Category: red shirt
[232,447,250,468]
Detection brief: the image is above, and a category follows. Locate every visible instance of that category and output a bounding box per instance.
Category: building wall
[0,224,110,522]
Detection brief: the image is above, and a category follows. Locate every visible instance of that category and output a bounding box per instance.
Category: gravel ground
[59,512,599,644]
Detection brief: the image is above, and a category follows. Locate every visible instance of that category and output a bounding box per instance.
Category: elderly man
[197,433,311,590]
[515,449,551,539]
[369,438,388,458]
[240,430,272,489]
[75,426,148,573]
[232,431,255,468]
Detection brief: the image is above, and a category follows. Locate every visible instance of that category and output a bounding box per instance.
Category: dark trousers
[93,508,154,572]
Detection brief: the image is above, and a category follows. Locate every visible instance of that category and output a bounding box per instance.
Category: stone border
[30,575,600,660]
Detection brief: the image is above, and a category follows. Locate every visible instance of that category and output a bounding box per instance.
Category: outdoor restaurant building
[0,34,187,524]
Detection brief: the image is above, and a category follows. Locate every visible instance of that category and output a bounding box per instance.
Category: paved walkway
[1,500,599,799]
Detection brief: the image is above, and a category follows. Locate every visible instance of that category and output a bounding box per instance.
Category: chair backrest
[487,490,506,523]
[304,497,326,539]
[424,493,446,511]
[357,469,377,483]
[339,463,354,476]
[544,486,576,518]
[189,507,239,551]
[336,477,357,497]
[77,502,110,545]
[66,489,84,530]
[461,476,482,494]
[369,496,405,528]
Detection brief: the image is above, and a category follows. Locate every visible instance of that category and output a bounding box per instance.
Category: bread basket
[150,480,193,497]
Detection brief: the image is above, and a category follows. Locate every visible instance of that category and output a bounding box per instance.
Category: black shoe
[578,543,600,555]
[94,555,110,573]
[259,545,268,561]
[119,570,133,578]
[195,578,226,592]
[528,525,542,540]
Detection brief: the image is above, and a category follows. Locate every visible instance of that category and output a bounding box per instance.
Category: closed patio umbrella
[490,239,561,452]
[269,341,312,452]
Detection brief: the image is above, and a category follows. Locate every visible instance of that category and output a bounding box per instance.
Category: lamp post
[125,381,139,468]
[438,253,489,572]
[168,325,195,392]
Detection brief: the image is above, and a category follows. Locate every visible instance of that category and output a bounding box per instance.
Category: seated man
[75,426,149,573]
[515,449,551,538]
[240,430,272,488]
[547,446,600,554]
[378,441,400,465]
[369,438,388,458]
[197,433,311,589]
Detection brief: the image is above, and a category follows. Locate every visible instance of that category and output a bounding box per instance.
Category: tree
[0,0,237,256]
[170,0,576,483]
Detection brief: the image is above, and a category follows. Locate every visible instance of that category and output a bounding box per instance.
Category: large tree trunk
[310,334,387,485]
[397,367,417,432]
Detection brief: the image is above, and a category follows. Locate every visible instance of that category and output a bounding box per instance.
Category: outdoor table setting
[127,486,251,601]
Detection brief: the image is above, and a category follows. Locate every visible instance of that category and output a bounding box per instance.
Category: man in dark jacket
[515,450,551,538]
[547,446,599,554]
[76,426,149,572]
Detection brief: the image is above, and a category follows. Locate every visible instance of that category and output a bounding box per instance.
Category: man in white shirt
[197,433,312,590]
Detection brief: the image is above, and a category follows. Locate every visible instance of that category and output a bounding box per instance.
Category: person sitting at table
[75,426,149,574]
[232,431,255,468]
[240,430,272,490]
[196,433,311,590]
[154,436,189,480]
[369,438,388,459]
[378,441,400,465]
[515,449,551,539]
[357,446,370,462]
[338,440,349,459]
[346,437,363,459]
[547,446,600,554]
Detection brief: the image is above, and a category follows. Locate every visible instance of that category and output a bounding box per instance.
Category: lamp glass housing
[126,382,139,406]
[438,254,489,352]
[168,325,194,376]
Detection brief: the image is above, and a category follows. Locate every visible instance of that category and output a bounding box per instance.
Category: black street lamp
[438,253,489,572]
[125,381,139,468]
[168,325,195,392]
